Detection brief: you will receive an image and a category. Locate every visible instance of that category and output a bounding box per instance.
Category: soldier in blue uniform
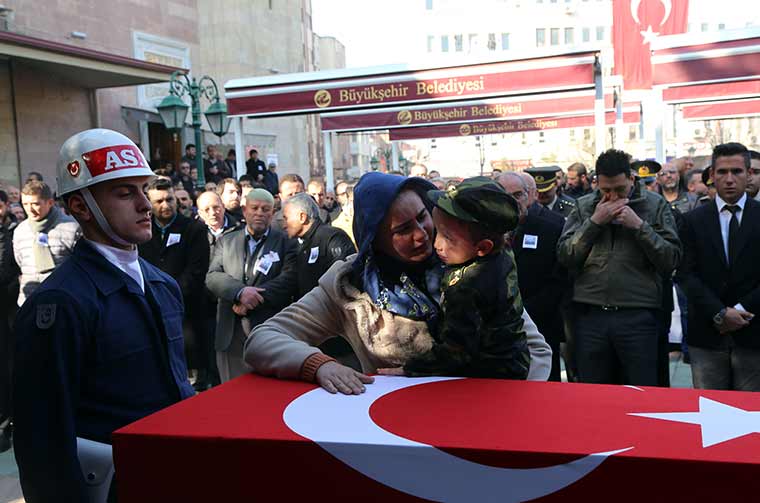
[13,129,194,502]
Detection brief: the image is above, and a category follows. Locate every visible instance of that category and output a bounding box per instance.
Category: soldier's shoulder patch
[36,304,57,329]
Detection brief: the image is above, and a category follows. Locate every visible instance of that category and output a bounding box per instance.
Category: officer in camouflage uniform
[525,166,576,219]
[403,177,530,379]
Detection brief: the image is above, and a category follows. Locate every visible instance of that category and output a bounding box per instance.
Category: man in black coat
[499,173,568,381]
[281,192,355,299]
[206,188,298,382]
[676,142,760,391]
[245,149,267,183]
[139,178,210,387]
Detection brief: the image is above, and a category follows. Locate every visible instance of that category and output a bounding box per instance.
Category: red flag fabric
[114,375,760,502]
[613,0,689,90]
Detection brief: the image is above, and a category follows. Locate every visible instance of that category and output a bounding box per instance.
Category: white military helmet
[57,128,154,196]
[56,129,155,246]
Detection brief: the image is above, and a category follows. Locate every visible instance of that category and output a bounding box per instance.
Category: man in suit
[206,188,298,382]
[499,172,568,381]
[676,142,760,391]
[139,178,210,390]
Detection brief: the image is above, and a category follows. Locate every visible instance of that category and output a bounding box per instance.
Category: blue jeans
[689,340,760,391]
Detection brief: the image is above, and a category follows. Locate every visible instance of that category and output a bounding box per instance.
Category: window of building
[455,34,463,52]
[582,27,590,42]
[427,35,434,53]
[596,26,605,41]
[426,0,433,10]
[551,28,559,45]
[441,35,449,52]
[539,131,546,143]
[584,128,591,140]
[521,133,527,144]
[501,32,510,50]
[469,33,479,51]
[488,33,497,50]
[536,28,546,47]
[569,129,576,140]
[564,27,574,45]
[629,125,637,140]
[701,23,708,32]
[718,23,726,30]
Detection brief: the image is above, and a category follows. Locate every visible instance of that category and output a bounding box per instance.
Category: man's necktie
[725,204,740,265]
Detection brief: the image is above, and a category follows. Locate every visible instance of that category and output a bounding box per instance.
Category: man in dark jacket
[281,192,355,299]
[206,188,298,382]
[498,173,568,382]
[557,149,681,386]
[676,142,760,391]
[245,149,267,182]
[0,190,18,451]
[196,190,243,388]
[140,178,210,389]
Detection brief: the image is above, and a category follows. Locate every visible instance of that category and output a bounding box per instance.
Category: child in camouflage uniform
[401,177,530,379]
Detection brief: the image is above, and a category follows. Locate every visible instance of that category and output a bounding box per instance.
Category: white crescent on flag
[630,0,673,26]
[284,376,631,503]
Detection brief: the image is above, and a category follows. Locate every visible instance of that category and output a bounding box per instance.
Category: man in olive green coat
[558,149,681,386]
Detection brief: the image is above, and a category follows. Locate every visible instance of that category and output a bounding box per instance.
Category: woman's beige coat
[244,257,552,381]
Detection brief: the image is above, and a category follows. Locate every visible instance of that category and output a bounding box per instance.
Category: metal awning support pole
[594,54,605,157]
[323,131,335,190]
[234,117,245,180]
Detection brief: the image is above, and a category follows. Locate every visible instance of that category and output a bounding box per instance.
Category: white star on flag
[630,397,760,448]
[640,25,660,45]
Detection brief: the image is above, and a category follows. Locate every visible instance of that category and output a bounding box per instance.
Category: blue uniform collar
[74,240,168,296]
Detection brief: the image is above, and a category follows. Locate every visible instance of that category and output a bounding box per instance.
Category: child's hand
[377,367,406,376]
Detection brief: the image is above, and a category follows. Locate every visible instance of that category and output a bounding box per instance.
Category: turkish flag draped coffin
[114,375,760,503]
[613,0,689,89]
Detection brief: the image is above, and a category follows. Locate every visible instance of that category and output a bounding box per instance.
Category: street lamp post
[156,71,230,189]
[476,135,486,175]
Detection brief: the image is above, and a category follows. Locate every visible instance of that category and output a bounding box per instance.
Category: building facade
[408,0,760,176]
[0,0,344,190]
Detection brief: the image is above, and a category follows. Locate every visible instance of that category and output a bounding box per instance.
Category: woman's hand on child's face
[377,367,406,376]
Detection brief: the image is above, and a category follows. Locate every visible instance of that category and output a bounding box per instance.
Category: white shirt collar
[715,192,747,212]
[85,239,145,292]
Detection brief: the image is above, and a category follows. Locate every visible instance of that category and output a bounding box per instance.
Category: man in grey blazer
[206,188,298,382]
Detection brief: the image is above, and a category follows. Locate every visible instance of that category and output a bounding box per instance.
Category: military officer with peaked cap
[525,166,576,219]
[632,160,661,192]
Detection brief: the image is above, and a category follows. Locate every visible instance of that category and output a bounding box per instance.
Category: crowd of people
[1,126,759,501]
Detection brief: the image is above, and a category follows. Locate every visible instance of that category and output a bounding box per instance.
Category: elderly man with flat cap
[525,166,576,219]
[206,188,298,382]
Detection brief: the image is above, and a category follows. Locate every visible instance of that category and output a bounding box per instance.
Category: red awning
[225,51,599,118]
[389,111,640,141]
[681,98,760,121]
[663,79,760,104]
[320,91,618,133]
[652,32,760,87]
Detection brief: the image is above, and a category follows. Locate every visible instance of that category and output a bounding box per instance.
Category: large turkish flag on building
[613,0,690,89]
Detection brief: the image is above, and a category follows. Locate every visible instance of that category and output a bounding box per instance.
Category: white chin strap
[80,187,134,247]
